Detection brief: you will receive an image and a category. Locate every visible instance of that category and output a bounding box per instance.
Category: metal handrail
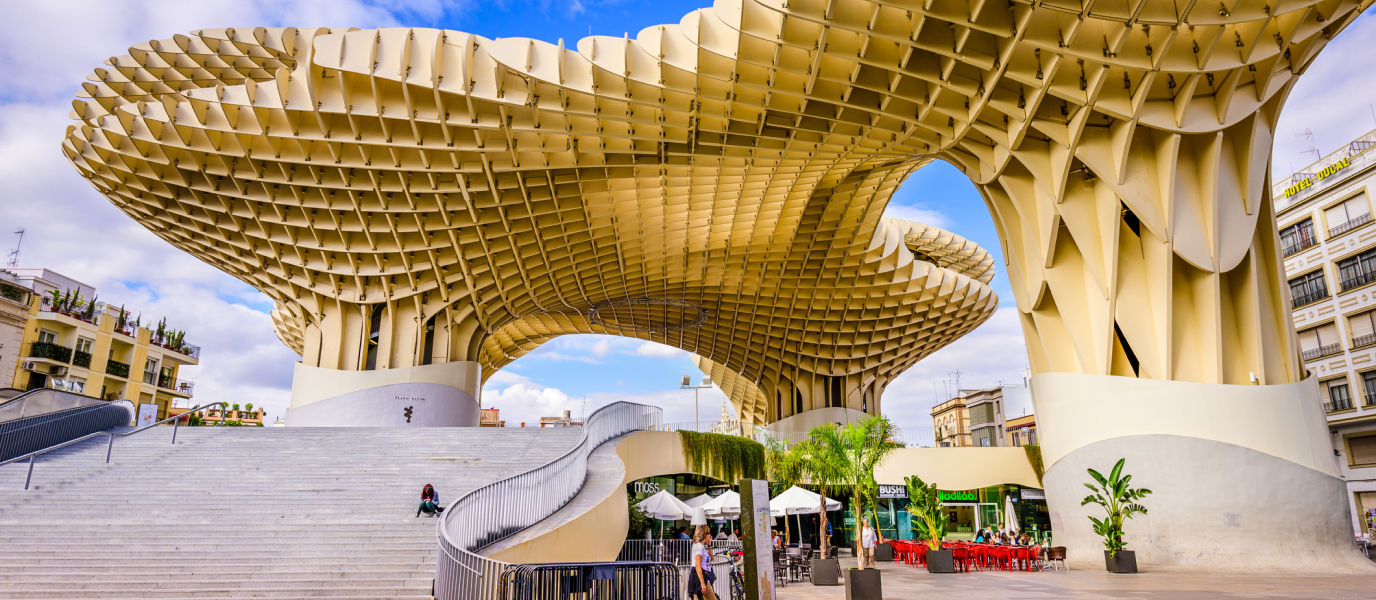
[435,401,662,600]
[1,401,226,490]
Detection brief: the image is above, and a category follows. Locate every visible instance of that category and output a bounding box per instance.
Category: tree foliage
[904,474,946,551]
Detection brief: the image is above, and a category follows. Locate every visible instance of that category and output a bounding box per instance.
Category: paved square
[772,556,1376,599]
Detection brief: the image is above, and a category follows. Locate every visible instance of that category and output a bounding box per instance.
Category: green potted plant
[905,474,952,573]
[1082,458,1152,573]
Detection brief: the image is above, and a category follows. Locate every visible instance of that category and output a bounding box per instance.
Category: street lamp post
[680,375,713,431]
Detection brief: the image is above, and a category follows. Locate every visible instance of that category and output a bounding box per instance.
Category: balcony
[28,341,72,363]
[1366,394,1376,408]
[1355,334,1376,348]
[157,375,195,397]
[1282,233,1318,257]
[1324,399,1355,413]
[1342,270,1376,292]
[105,360,130,379]
[0,283,30,306]
[72,350,92,368]
[1329,213,1373,238]
[1292,289,1328,308]
[151,332,201,360]
[1301,344,1342,362]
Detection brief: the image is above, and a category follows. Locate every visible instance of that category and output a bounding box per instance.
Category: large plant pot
[925,549,955,573]
[843,568,881,600]
[1105,550,1138,573]
[811,558,841,586]
[874,542,894,562]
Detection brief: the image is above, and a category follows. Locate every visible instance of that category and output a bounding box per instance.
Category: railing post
[106,433,115,463]
[171,413,180,444]
[24,454,35,490]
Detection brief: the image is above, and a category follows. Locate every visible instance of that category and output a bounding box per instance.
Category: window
[364,304,384,370]
[37,329,57,344]
[1337,248,1376,291]
[1326,193,1372,237]
[143,358,158,385]
[75,338,93,354]
[1363,371,1376,406]
[1281,219,1318,255]
[1289,270,1328,307]
[1298,323,1340,361]
[1351,311,1376,347]
[1350,435,1376,466]
[1323,379,1353,411]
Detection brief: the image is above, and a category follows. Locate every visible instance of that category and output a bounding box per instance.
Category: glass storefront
[881,484,1052,544]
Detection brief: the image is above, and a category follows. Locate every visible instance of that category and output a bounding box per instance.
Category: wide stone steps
[0,426,583,598]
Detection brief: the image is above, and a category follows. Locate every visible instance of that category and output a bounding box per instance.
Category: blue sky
[0,1,1371,442]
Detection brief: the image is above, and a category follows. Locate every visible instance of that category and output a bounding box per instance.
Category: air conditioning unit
[22,361,38,371]
[49,366,69,377]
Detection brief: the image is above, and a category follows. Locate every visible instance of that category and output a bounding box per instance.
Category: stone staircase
[0,426,584,599]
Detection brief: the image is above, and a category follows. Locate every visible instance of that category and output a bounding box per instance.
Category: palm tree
[802,416,900,555]
[764,435,805,543]
[794,432,846,558]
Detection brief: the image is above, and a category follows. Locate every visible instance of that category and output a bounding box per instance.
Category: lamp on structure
[680,375,713,431]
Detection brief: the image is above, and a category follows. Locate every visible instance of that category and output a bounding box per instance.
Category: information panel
[739,478,776,600]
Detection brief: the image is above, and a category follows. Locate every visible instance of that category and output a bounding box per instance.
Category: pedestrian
[415,484,441,518]
[689,525,718,600]
[859,517,877,569]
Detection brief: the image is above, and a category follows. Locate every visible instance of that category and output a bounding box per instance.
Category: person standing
[689,525,718,600]
[859,518,877,569]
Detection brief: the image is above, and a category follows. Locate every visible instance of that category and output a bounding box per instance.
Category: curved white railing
[435,401,663,600]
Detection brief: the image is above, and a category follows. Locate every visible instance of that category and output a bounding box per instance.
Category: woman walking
[415,484,441,518]
[688,525,717,600]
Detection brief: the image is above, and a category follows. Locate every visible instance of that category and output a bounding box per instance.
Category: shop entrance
[942,503,999,541]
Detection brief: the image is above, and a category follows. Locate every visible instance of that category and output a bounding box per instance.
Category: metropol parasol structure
[62,0,1371,569]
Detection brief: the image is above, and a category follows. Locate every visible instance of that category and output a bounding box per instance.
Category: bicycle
[727,551,746,600]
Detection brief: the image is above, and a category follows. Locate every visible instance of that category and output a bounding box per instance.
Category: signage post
[739,478,775,600]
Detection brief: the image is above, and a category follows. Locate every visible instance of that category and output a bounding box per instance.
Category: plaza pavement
[772,555,1376,599]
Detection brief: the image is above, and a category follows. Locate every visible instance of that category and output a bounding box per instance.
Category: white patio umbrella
[1004,496,1020,534]
[770,486,842,546]
[683,493,715,509]
[636,490,693,538]
[702,489,741,518]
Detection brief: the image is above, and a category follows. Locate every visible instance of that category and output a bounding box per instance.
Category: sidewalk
[773,554,1376,599]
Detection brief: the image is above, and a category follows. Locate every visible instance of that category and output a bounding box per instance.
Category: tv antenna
[1296,129,1320,161]
[5,229,23,268]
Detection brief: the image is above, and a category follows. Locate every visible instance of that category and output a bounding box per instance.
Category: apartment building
[955,385,1034,447]
[931,396,970,447]
[2,268,201,421]
[1276,129,1376,536]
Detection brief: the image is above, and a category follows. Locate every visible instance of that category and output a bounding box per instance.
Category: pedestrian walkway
[774,556,1376,599]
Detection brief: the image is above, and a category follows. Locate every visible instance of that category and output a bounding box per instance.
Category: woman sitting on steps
[416,484,442,518]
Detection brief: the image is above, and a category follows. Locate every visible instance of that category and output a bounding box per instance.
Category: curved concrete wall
[1033,373,1371,571]
[286,362,480,427]
[874,447,1040,490]
[1045,435,1370,572]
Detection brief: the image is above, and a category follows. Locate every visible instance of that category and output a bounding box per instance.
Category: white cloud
[883,203,951,228]
[1272,12,1376,182]
[634,341,685,358]
[530,351,603,364]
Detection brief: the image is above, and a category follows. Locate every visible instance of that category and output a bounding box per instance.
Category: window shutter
[1318,323,1339,346]
[1327,203,1351,225]
[1347,194,1371,218]
[1351,311,1376,339]
[1350,435,1376,466]
[1299,328,1320,352]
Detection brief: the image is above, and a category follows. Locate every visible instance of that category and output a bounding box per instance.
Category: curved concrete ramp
[485,431,704,563]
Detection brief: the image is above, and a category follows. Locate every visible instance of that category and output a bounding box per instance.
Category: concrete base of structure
[1033,373,1374,573]
[765,407,870,443]
[285,361,481,427]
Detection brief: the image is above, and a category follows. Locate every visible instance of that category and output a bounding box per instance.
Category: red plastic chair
[915,544,927,567]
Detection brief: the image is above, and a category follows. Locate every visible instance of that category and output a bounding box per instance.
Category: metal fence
[497,562,679,600]
[617,539,743,566]
[0,402,133,462]
[676,557,732,600]
[435,401,664,600]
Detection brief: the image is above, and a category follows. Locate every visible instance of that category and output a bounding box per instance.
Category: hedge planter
[925,549,955,573]
[1105,550,1137,573]
[811,558,841,585]
[843,568,881,600]
[874,542,894,562]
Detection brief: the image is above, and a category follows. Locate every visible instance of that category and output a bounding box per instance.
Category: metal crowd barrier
[0,402,132,462]
[497,562,679,600]
[618,538,745,566]
[675,556,732,600]
[435,401,664,600]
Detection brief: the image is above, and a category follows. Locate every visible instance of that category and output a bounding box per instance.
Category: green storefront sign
[938,490,977,502]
